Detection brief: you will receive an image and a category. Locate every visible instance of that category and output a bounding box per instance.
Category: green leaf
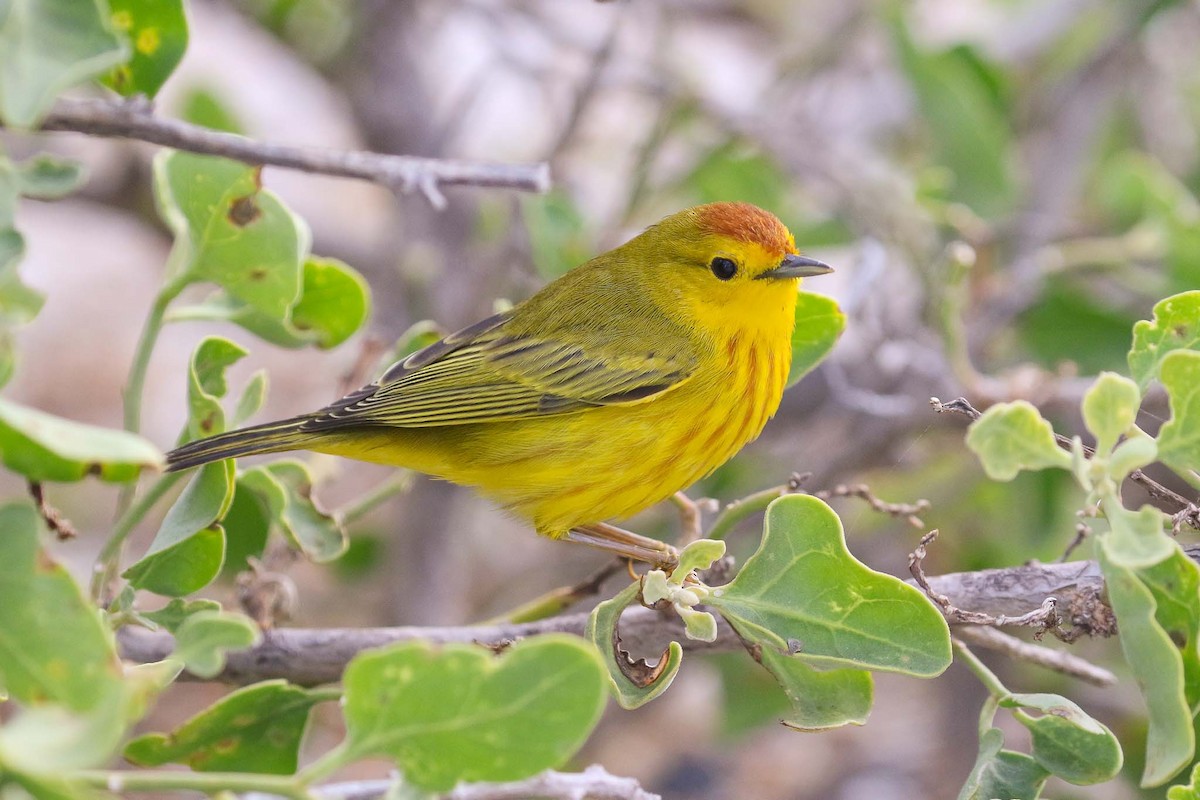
[1082,372,1141,455]
[1168,762,1200,800]
[238,460,346,562]
[341,635,608,792]
[585,581,683,710]
[0,504,125,711]
[123,462,232,596]
[178,85,244,134]
[1139,548,1200,711]
[101,0,187,98]
[185,336,247,441]
[1129,291,1200,391]
[0,0,128,127]
[0,697,129,773]
[1003,693,1123,784]
[220,480,271,576]
[965,401,1072,481]
[192,257,370,350]
[232,370,267,427]
[785,290,845,388]
[0,396,162,482]
[757,647,872,732]
[280,256,370,348]
[892,19,1016,218]
[1108,434,1158,482]
[673,539,726,582]
[1157,350,1200,475]
[140,598,222,633]
[708,495,951,676]
[153,150,308,319]
[1102,502,1173,569]
[15,155,86,199]
[0,504,130,771]
[125,680,326,774]
[958,728,1049,800]
[172,610,260,679]
[1097,540,1194,786]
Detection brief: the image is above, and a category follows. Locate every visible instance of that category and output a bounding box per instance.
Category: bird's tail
[165,415,315,472]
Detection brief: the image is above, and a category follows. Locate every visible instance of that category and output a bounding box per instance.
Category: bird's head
[632,202,833,333]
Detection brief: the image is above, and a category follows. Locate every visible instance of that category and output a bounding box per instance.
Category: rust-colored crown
[695,202,795,257]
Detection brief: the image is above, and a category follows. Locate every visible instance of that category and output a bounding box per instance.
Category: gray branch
[115,552,1171,686]
[242,767,660,800]
[32,98,551,207]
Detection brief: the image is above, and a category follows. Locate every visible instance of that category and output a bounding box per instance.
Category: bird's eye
[710,257,738,280]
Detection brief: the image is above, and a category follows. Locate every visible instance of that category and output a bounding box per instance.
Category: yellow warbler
[167,203,832,565]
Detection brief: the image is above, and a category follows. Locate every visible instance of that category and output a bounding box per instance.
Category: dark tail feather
[165,415,314,472]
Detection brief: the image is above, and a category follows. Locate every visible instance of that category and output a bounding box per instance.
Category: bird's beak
[756,253,834,280]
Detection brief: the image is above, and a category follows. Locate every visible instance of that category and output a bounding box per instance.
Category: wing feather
[303,309,698,430]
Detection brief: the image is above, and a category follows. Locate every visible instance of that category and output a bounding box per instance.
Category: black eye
[710,257,737,280]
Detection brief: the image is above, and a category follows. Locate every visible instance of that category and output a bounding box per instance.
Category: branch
[931,396,1200,525]
[34,98,551,207]
[244,767,660,800]
[955,626,1117,688]
[115,549,1180,685]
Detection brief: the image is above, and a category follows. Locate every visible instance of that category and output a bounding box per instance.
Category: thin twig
[813,483,930,529]
[244,766,660,800]
[34,98,551,207]
[909,530,1072,640]
[236,556,299,631]
[955,625,1117,687]
[480,559,626,625]
[1059,519,1092,563]
[27,481,77,541]
[931,395,1199,525]
[706,472,807,540]
[671,491,716,545]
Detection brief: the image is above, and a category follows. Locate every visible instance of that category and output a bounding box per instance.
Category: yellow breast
[466,327,791,535]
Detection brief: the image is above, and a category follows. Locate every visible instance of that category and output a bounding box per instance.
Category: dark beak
[756,253,834,280]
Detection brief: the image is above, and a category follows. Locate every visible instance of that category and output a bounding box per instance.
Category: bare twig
[671,491,716,545]
[248,766,660,800]
[706,472,807,540]
[481,559,626,625]
[931,396,1199,524]
[236,556,299,631]
[909,531,1074,640]
[34,98,551,207]
[1059,522,1091,563]
[955,625,1117,687]
[28,481,77,541]
[813,483,930,529]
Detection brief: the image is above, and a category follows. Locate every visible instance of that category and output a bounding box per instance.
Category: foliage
[964,290,1200,788]
[2,1,1200,799]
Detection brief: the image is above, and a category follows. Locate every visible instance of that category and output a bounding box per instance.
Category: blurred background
[3,0,1199,797]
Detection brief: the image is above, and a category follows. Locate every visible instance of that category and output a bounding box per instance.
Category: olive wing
[302,311,697,430]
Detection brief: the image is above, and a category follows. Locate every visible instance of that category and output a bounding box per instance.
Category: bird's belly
[319,335,790,537]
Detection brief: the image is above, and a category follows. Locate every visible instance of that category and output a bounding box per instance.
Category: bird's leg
[566,522,679,571]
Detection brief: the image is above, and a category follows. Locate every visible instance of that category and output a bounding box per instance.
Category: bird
[166,202,833,567]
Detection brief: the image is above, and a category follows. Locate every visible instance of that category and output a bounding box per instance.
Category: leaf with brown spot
[153,151,305,320]
[100,0,187,99]
[125,680,329,774]
[227,196,262,227]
